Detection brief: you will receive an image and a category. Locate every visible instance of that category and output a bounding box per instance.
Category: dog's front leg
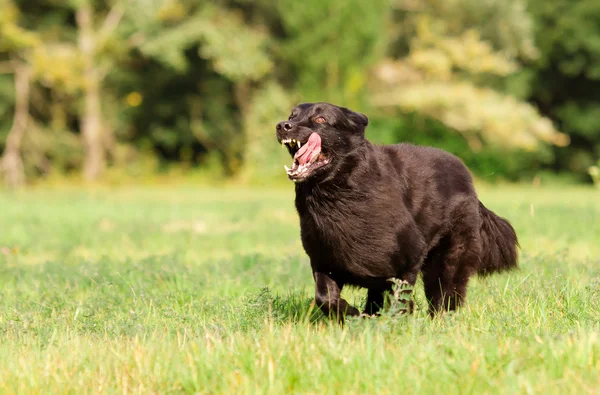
[313,271,359,321]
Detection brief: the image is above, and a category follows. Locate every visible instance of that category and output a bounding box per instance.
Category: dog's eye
[314,116,326,124]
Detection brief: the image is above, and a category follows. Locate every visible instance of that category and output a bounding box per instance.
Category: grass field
[0,185,599,394]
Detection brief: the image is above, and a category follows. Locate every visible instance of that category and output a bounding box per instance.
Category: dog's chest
[295,192,398,275]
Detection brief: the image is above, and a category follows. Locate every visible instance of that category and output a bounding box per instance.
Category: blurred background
[0,0,599,188]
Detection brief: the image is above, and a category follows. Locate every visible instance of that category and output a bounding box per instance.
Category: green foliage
[373,81,568,152]
[527,0,600,179]
[30,44,86,94]
[0,75,14,136]
[371,0,568,164]
[274,0,388,107]
[1,186,599,391]
[368,113,554,182]
[589,161,600,188]
[0,0,599,183]
[241,81,295,181]
[0,0,40,51]
[134,2,272,80]
[396,0,538,60]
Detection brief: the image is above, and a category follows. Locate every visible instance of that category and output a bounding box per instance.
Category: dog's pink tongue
[294,133,321,165]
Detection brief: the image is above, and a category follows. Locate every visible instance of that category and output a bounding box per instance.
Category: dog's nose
[276,121,294,131]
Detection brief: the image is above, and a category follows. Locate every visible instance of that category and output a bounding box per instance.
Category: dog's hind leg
[422,203,482,315]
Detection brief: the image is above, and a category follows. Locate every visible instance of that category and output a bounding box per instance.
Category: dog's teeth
[297,141,302,148]
[284,165,290,173]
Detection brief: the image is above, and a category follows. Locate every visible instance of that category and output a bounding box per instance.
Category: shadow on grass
[240,287,327,326]
[238,283,418,330]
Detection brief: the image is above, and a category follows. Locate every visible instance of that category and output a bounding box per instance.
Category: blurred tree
[0,0,39,187]
[590,161,599,188]
[228,0,388,179]
[0,0,597,184]
[75,0,124,180]
[370,0,569,156]
[2,0,126,182]
[273,0,388,108]
[527,0,600,180]
[210,0,389,178]
[119,0,275,175]
[0,63,30,187]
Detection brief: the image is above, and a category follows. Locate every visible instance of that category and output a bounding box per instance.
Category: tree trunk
[77,3,105,181]
[1,62,31,188]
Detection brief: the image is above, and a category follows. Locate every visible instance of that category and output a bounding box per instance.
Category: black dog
[276,102,518,319]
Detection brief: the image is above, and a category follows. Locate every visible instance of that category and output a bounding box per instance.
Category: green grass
[0,185,599,394]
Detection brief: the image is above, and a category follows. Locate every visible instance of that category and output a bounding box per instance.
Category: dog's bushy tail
[477,201,518,276]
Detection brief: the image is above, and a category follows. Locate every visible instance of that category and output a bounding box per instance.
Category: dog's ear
[342,107,369,129]
[352,112,369,127]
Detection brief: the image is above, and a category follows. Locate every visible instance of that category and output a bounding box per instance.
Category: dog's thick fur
[276,102,518,319]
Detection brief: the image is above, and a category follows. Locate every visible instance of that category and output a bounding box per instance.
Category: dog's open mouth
[281,133,329,181]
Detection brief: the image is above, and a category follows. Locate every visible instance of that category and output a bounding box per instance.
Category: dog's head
[275,102,369,183]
